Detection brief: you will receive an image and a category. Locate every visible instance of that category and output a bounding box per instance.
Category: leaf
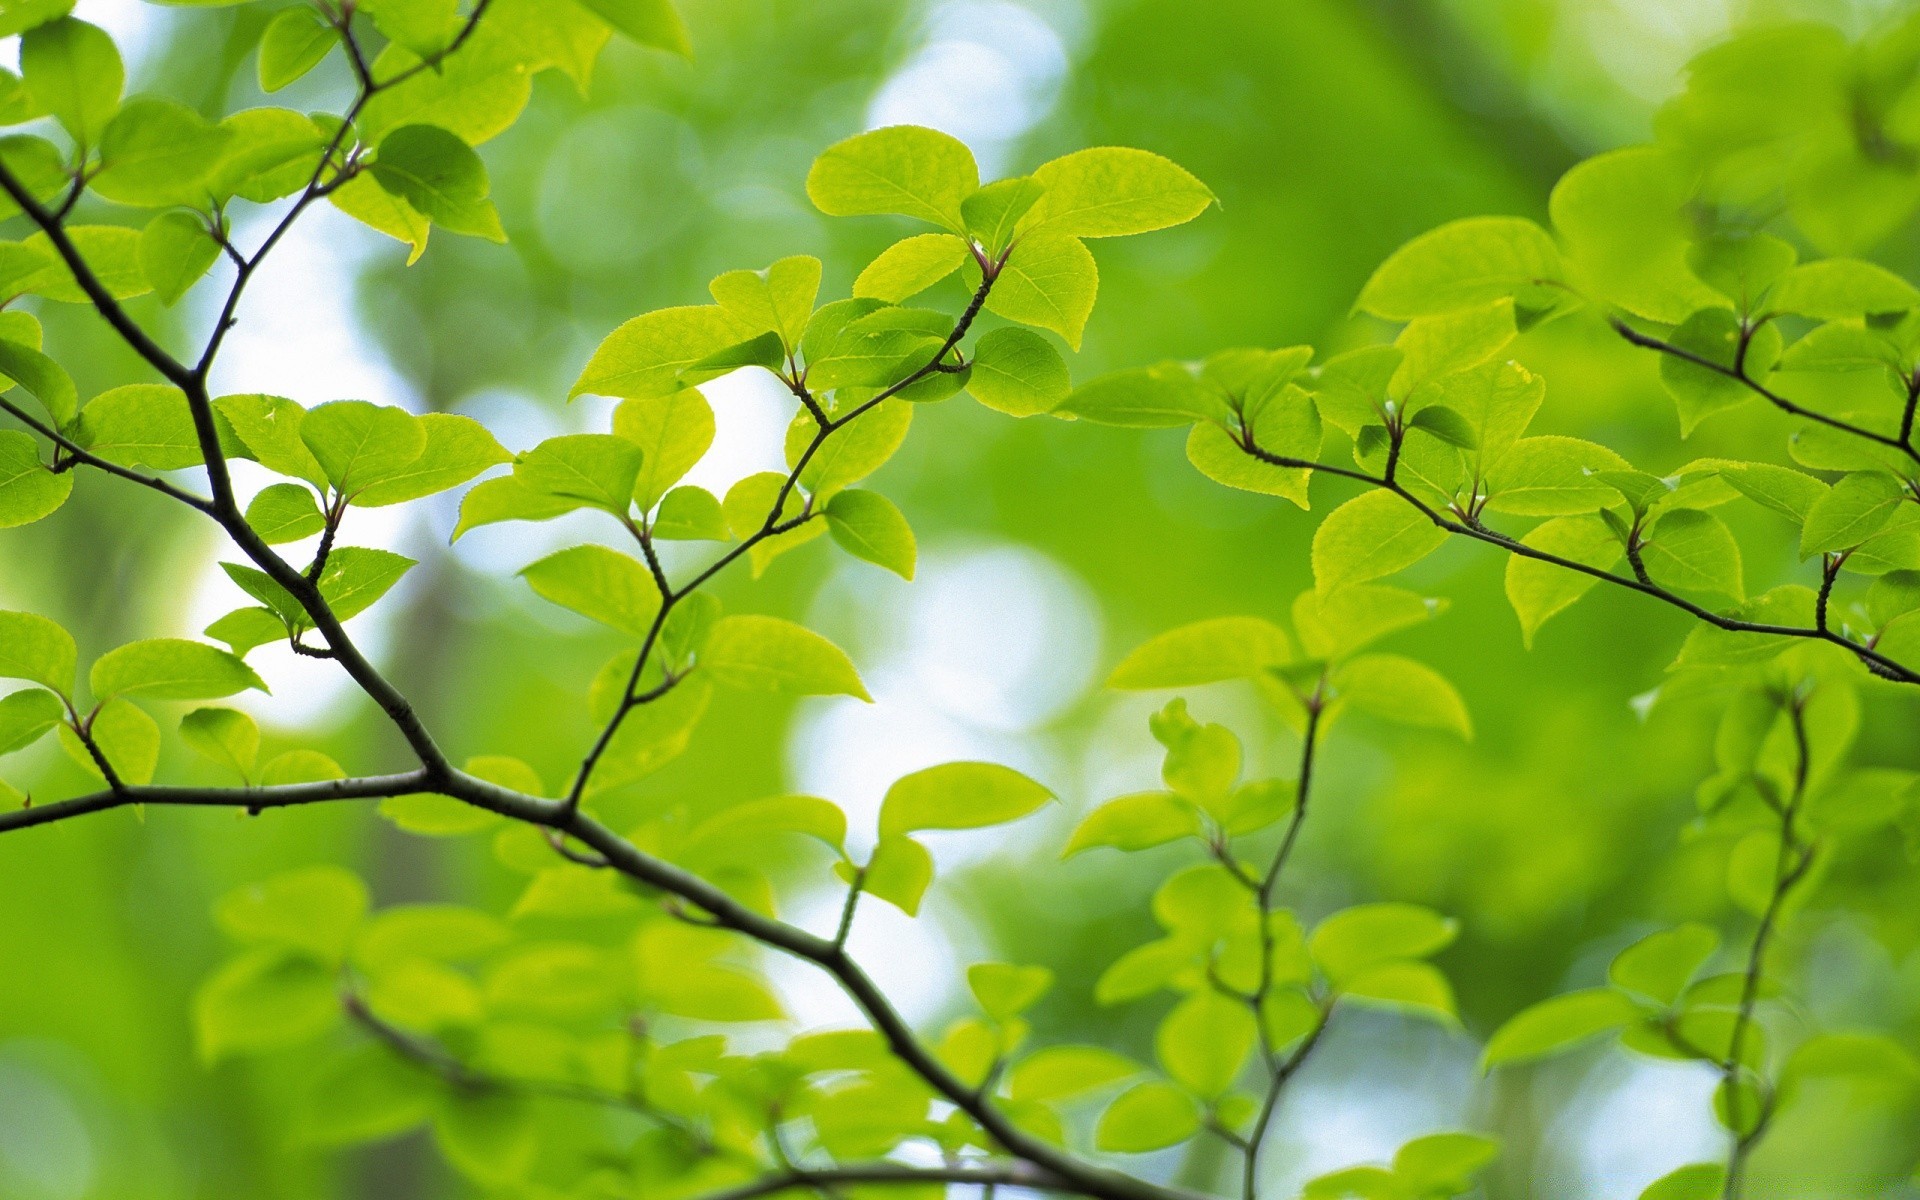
[352,413,508,507]
[962,175,1043,253]
[138,210,220,305]
[74,384,199,470]
[1484,435,1628,516]
[1029,147,1214,239]
[514,433,642,514]
[20,16,121,148]
[1659,307,1782,434]
[968,962,1053,1020]
[968,326,1071,417]
[1609,924,1719,1007]
[315,548,415,622]
[1007,1045,1140,1103]
[1482,988,1640,1069]
[876,781,1054,870]
[194,948,339,1064]
[853,232,970,303]
[259,749,345,786]
[572,305,748,401]
[1767,259,1920,319]
[90,638,265,702]
[0,336,78,425]
[216,865,368,964]
[370,124,505,242]
[433,1091,537,1185]
[1063,791,1202,856]
[1394,1133,1500,1194]
[1642,508,1744,600]
[1056,363,1221,427]
[1358,216,1564,320]
[1638,1164,1725,1200]
[1108,616,1294,688]
[257,6,334,92]
[722,472,821,574]
[57,696,156,784]
[210,107,330,204]
[709,255,821,347]
[214,393,327,490]
[1334,653,1471,738]
[0,687,62,755]
[652,484,728,540]
[806,125,978,231]
[452,474,577,539]
[984,233,1098,349]
[1095,1081,1199,1152]
[1310,903,1457,986]
[204,608,285,657]
[330,171,429,264]
[571,0,690,56]
[179,706,258,781]
[797,398,912,498]
[825,488,916,579]
[700,614,868,699]
[1504,514,1622,647]
[680,794,847,859]
[300,400,427,497]
[1548,147,1719,323]
[1800,471,1908,555]
[858,833,933,916]
[1343,961,1458,1023]
[20,226,150,303]
[519,544,662,637]
[1313,489,1447,591]
[1156,990,1255,1097]
[92,97,232,207]
[0,429,71,528]
[0,612,75,696]
[297,1046,437,1147]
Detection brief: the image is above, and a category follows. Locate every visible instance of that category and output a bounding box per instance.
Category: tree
[0,5,1916,1200]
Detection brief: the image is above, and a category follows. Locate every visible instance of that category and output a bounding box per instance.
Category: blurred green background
[2,0,1919,1197]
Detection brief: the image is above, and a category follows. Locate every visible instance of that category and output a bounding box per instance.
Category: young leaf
[20,226,151,302]
[806,125,978,231]
[370,124,504,241]
[90,638,267,702]
[0,430,71,528]
[1609,924,1719,1007]
[1156,990,1255,1097]
[1063,791,1202,856]
[824,488,916,579]
[1767,259,1920,319]
[452,475,580,540]
[518,544,662,637]
[859,833,934,916]
[614,389,714,511]
[245,483,325,544]
[852,233,970,303]
[180,706,259,782]
[878,761,1053,837]
[1333,653,1471,738]
[74,384,200,470]
[214,394,327,490]
[1638,1164,1726,1200]
[1309,902,1457,985]
[20,17,121,149]
[652,484,728,540]
[962,175,1043,254]
[1800,471,1908,555]
[1028,146,1214,239]
[1056,364,1221,428]
[93,97,232,208]
[315,548,416,622]
[983,233,1098,349]
[514,433,642,514]
[571,305,748,402]
[571,0,691,55]
[330,172,430,264]
[257,6,335,92]
[59,696,158,785]
[194,949,340,1064]
[350,413,509,508]
[0,687,62,756]
[700,614,868,699]
[709,255,821,347]
[968,326,1070,417]
[1095,1081,1200,1152]
[1007,1045,1141,1103]
[1641,508,1743,600]
[1312,490,1447,591]
[216,865,367,964]
[968,962,1053,1021]
[139,211,221,306]
[1358,216,1564,320]
[1108,616,1294,688]
[1659,307,1780,434]
[0,337,78,425]
[1482,989,1640,1069]
[1504,514,1622,647]
[300,401,427,498]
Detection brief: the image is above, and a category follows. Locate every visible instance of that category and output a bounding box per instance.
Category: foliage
[1,6,1919,1200]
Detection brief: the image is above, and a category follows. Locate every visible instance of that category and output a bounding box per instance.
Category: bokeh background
[2,0,1919,1197]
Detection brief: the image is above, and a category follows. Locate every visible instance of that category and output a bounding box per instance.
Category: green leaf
[0,686,62,755]
[1095,1081,1200,1152]
[680,794,847,859]
[0,336,78,425]
[1156,990,1254,1097]
[609,389,713,512]
[259,749,345,786]
[203,608,286,657]
[210,108,330,204]
[90,638,265,702]
[983,232,1098,349]
[298,1045,436,1147]
[1007,1045,1140,1103]
[452,474,578,539]
[1713,460,1828,525]
[138,210,221,306]
[1390,299,1516,391]
[1482,988,1640,1069]
[433,1091,537,1185]
[1866,569,1920,629]
[74,384,199,470]
[968,326,1070,417]
[572,305,748,401]
[962,175,1043,254]
[1108,616,1293,689]
[300,400,427,497]
[59,696,157,784]
[1313,489,1447,591]
[652,484,728,540]
[853,232,969,303]
[519,544,662,637]
[1800,471,1908,554]
[1309,902,1457,986]
[1767,259,1920,319]
[20,17,121,148]
[1334,653,1471,738]
[1609,924,1719,1007]
[179,706,258,781]
[0,137,68,222]
[370,124,505,242]
[194,948,339,1063]
[722,471,822,574]
[1056,363,1221,428]
[1028,146,1214,239]
[514,433,642,514]
[1394,1133,1500,1194]
[1357,216,1564,320]
[216,865,367,964]
[0,429,71,528]
[0,611,75,695]
[700,614,868,699]
[257,6,335,92]
[1483,435,1628,517]
[93,97,232,207]
[0,1,72,41]
[1343,960,1458,1023]
[709,255,820,348]
[1548,147,1719,323]
[1642,508,1743,600]
[1689,233,1796,313]
[351,413,509,507]
[571,0,690,56]
[1063,791,1201,856]
[1659,307,1781,434]
[825,488,916,579]
[967,962,1053,1020]
[1503,514,1622,647]
[1407,404,1478,449]
[858,832,934,916]
[214,393,327,490]
[796,398,912,498]
[806,125,978,231]
[879,761,1053,837]
[330,172,429,264]
[1638,1164,1725,1200]
[315,547,415,622]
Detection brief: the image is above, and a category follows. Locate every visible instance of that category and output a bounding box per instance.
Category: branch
[1240,444,1920,685]
[0,397,216,513]
[0,771,428,834]
[693,1162,1067,1200]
